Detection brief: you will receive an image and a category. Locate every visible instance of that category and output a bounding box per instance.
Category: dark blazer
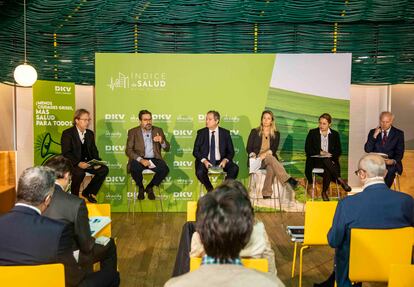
[61,126,100,166]
[43,185,95,255]
[246,128,280,160]
[305,128,342,179]
[0,205,85,287]
[364,126,404,174]
[193,127,235,165]
[126,126,170,161]
[328,183,414,287]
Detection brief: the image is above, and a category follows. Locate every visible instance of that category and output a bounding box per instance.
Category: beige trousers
[261,155,290,196]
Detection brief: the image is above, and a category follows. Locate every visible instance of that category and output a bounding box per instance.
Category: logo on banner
[176,178,194,185]
[104,193,122,201]
[173,130,193,138]
[222,115,240,123]
[107,72,167,91]
[105,145,125,153]
[173,161,193,169]
[230,130,240,136]
[106,162,123,170]
[54,85,72,95]
[173,191,193,199]
[104,114,126,123]
[162,176,173,186]
[176,147,193,154]
[106,176,126,185]
[176,115,193,122]
[234,147,240,154]
[104,131,122,139]
[198,114,205,122]
[152,114,172,123]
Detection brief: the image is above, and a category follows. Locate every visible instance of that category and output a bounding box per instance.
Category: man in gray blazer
[165,180,284,287]
[43,156,120,287]
[126,109,170,200]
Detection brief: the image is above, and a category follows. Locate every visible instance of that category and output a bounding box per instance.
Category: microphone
[146,134,150,137]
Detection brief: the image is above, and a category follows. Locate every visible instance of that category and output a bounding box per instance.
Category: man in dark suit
[316,154,414,287]
[43,156,119,285]
[364,111,405,187]
[193,110,239,192]
[126,109,170,200]
[61,108,108,203]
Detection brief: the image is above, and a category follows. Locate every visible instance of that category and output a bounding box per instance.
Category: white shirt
[363,177,385,189]
[320,128,331,152]
[76,126,85,144]
[15,203,41,215]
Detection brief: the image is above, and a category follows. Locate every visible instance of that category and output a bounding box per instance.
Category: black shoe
[146,186,156,200]
[137,186,145,200]
[263,195,272,199]
[287,177,299,190]
[321,191,329,201]
[85,194,97,203]
[338,178,352,192]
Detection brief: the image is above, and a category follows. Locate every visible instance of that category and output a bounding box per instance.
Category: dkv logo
[105,145,125,153]
[152,114,172,122]
[106,176,126,184]
[173,130,193,138]
[173,161,193,169]
[54,86,72,94]
[173,191,193,199]
[104,114,125,122]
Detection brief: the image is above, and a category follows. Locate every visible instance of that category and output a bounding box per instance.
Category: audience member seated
[305,113,351,201]
[315,154,414,287]
[246,110,301,198]
[43,156,120,285]
[0,166,120,287]
[165,179,284,287]
[190,180,277,276]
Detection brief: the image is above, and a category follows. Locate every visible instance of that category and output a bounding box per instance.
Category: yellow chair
[0,263,65,286]
[86,203,111,237]
[190,257,268,273]
[187,201,197,221]
[349,227,414,284]
[291,201,338,287]
[388,264,414,287]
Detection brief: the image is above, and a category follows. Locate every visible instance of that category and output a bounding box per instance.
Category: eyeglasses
[354,168,366,176]
[79,118,91,122]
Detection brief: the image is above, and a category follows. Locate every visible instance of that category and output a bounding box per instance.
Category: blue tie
[210,131,216,164]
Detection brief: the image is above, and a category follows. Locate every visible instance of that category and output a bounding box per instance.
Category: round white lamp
[14,63,37,87]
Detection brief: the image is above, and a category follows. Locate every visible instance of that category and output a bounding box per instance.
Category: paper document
[87,159,107,166]
[95,236,111,246]
[208,166,224,174]
[311,154,331,158]
[89,216,111,237]
[148,160,156,169]
[249,158,262,173]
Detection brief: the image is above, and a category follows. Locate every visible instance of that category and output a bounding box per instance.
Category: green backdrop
[95,53,350,212]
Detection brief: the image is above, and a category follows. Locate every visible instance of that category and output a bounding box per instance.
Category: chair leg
[312,173,316,201]
[299,245,310,287]
[335,180,340,200]
[158,186,164,214]
[291,242,298,278]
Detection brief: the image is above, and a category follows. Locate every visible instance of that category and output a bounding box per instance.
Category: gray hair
[17,166,56,206]
[73,108,90,125]
[207,110,220,123]
[358,154,387,178]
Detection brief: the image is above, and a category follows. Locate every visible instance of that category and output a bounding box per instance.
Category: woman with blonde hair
[246,110,299,198]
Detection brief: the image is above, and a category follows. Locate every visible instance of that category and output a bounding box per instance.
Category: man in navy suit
[193,110,239,192]
[61,108,109,202]
[364,111,405,187]
[321,154,414,287]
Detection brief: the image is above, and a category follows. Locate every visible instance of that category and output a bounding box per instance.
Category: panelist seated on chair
[364,111,404,188]
[126,109,170,200]
[189,180,277,276]
[43,156,120,286]
[193,110,239,192]
[246,110,300,199]
[0,167,119,287]
[165,179,284,287]
[315,154,414,287]
[305,113,351,201]
[61,108,108,203]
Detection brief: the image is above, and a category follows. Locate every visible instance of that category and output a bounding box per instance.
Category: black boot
[287,177,299,190]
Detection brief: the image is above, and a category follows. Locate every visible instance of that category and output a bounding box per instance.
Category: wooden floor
[112,212,387,287]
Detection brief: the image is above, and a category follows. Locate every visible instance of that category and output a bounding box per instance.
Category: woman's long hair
[257,110,277,138]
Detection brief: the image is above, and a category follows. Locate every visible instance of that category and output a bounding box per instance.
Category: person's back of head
[196,179,254,260]
[359,154,387,179]
[44,155,73,178]
[17,166,56,210]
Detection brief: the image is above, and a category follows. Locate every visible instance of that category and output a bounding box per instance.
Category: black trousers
[130,158,169,188]
[195,160,239,192]
[71,165,109,197]
[306,158,340,193]
[384,164,398,188]
[79,238,120,287]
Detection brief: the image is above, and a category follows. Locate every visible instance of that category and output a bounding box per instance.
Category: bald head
[358,154,387,178]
